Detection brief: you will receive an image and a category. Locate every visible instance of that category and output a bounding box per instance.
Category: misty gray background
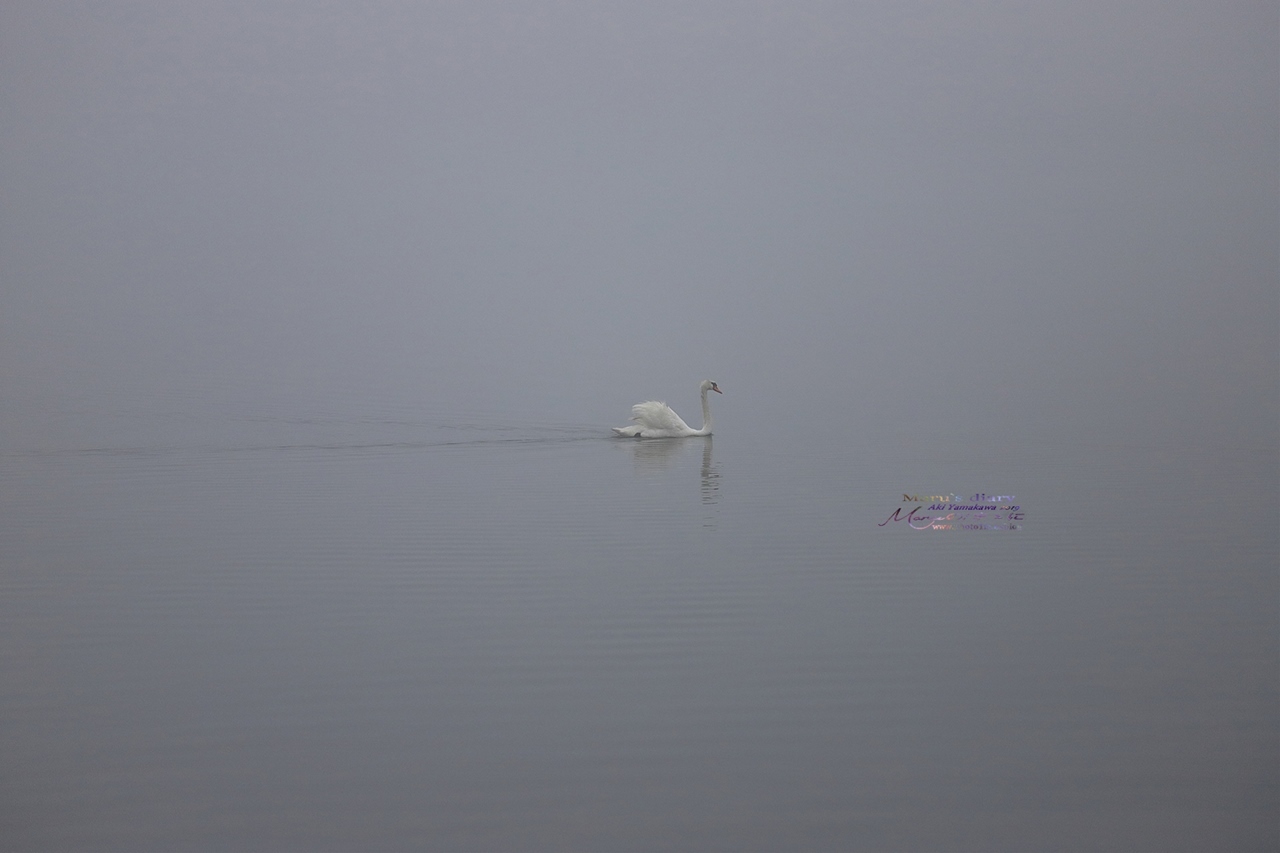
[1,1,1275,446]
[2,4,1278,851]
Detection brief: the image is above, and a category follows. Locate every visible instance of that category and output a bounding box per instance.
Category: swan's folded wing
[630,401,689,432]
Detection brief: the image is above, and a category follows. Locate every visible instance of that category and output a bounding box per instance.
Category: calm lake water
[1,402,1275,852]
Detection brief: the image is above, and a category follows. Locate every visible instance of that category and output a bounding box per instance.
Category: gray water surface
[4,4,1276,850]
[1,407,1274,851]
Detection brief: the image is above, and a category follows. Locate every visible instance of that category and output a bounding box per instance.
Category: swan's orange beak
[712,385,722,393]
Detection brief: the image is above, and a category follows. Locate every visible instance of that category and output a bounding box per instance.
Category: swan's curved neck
[699,387,713,434]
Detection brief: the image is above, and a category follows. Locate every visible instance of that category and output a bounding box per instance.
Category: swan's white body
[613,380,721,438]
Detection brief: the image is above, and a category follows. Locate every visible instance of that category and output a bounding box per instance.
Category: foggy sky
[1,1,1276,445]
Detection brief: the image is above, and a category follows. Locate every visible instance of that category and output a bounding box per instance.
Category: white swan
[613,380,722,438]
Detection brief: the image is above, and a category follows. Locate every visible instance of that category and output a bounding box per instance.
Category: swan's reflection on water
[699,438,719,509]
[613,434,688,467]
[614,436,720,520]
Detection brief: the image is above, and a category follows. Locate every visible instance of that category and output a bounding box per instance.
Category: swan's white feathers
[630,401,691,433]
[612,380,719,438]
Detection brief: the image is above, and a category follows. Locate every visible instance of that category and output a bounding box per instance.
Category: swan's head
[702,380,722,394]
